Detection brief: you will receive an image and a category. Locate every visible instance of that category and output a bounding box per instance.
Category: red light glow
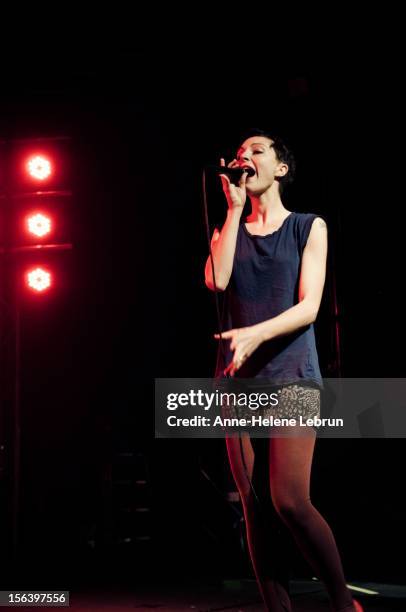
[26,213,52,238]
[26,267,52,292]
[26,155,52,181]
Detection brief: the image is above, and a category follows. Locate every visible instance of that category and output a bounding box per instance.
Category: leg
[269,425,355,611]
[225,433,292,611]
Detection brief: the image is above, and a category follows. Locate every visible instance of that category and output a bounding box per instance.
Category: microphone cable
[201,168,263,511]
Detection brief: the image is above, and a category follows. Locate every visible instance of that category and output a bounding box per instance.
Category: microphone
[207,165,256,180]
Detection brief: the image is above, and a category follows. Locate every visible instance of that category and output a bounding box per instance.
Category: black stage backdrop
[0,40,404,589]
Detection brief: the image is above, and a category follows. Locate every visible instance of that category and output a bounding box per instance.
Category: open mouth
[241,166,256,177]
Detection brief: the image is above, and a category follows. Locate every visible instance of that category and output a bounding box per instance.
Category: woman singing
[204,129,363,611]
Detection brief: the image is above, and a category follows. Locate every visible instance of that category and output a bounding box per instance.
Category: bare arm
[204,158,248,291]
[255,217,328,340]
[204,208,243,291]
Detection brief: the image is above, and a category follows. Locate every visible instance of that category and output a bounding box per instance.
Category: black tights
[225,427,355,611]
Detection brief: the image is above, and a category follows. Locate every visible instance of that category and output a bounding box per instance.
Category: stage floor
[9,578,406,611]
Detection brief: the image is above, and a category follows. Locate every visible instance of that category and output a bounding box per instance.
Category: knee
[273,496,312,524]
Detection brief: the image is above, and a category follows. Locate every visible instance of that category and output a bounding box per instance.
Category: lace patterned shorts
[220,382,321,433]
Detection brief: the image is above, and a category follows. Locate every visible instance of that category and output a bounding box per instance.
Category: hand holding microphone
[217,158,254,210]
[210,162,256,181]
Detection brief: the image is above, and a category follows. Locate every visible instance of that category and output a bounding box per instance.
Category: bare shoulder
[313,216,327,230]
[305,216,328,255]
[305,216,328,237]
[311,218,327,231]
[296,212,327,230]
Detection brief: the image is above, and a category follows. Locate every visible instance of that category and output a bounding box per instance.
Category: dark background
[0,38,405,591]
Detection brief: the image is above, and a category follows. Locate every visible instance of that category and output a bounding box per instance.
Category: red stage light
[26,155,52,181]
[26,213,52,238]
[26,267,52,292]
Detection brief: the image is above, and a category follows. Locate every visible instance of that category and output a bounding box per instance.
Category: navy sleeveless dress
[214,211,324,395]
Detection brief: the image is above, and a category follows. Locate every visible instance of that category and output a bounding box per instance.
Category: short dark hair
[237,128,296,194]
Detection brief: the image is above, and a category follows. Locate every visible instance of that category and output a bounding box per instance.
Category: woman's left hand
[214,325,264,377]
